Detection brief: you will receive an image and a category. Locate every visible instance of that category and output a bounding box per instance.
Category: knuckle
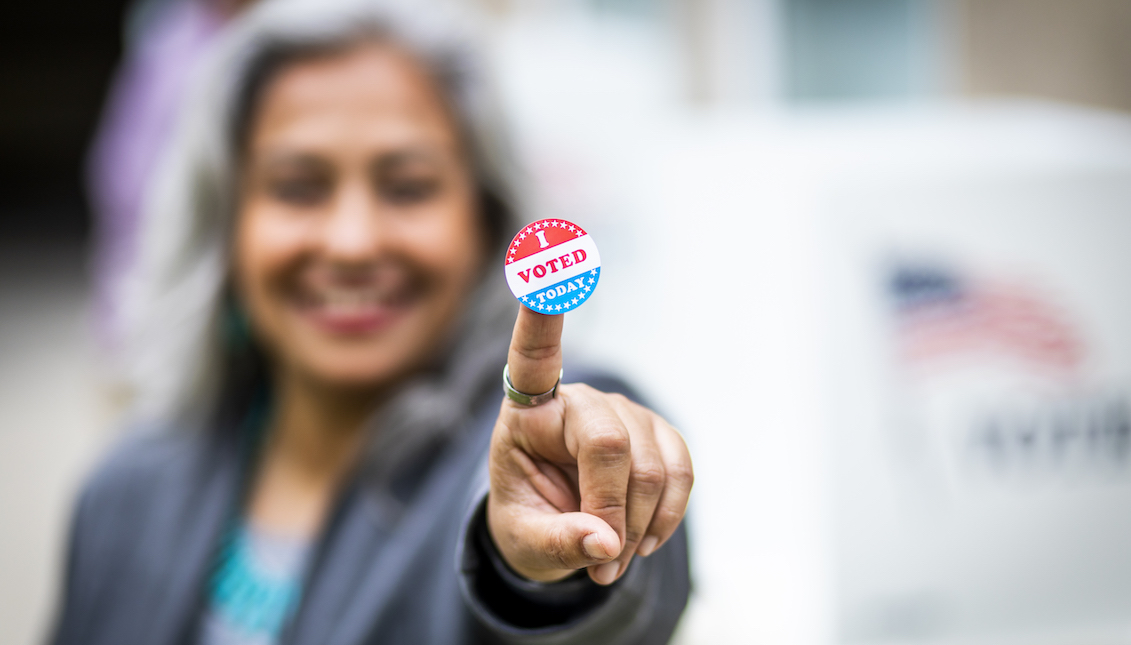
[587,492,627,516]
[667,463,695,491]
[515,346,558,362]
[584,422,630,456]
[625,525,646,545]
[514,344,559,362]
[631,462,666,496]
[571,382,597,397]
[543,525,576,570]
[654,505,687,531]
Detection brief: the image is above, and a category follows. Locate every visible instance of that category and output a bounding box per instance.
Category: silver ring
[502,364,562,407]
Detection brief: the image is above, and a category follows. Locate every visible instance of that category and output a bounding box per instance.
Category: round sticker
[504,218,601,313]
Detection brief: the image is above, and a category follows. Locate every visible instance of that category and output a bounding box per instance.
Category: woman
[52,1,692,643]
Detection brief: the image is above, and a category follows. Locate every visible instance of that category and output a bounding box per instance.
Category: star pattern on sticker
[507,218,591,270]
[564,301,571,309]
[583,285,591,293]
[555,304,562,311]
[571,298,579,305]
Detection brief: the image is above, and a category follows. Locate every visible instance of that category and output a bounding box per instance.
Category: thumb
[504,511,622,583]
[507,305,563,395]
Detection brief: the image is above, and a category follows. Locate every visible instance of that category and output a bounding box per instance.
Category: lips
[293,269,419,336]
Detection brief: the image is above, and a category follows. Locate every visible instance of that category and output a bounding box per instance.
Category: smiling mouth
[296,284,417,335]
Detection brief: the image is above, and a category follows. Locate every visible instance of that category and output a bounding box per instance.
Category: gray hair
[121,0,523,453]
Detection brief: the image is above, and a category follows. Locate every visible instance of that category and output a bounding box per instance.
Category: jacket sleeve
[455,370,691,644]
[48,461,122,645]
[457,492,690,645]
[48,485,92,645]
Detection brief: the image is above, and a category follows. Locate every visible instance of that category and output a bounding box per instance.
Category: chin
[304,346,419,392]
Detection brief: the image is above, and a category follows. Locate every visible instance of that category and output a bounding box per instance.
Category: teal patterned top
[199,524,311,645]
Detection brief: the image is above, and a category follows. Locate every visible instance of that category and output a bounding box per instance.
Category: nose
[321,180,384,263]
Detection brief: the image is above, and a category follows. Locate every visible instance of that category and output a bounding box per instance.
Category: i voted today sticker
[504,218,601,314]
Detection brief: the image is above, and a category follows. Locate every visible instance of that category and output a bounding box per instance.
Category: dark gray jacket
[50,374,690,645]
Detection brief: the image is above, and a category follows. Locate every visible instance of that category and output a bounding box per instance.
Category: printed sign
[504,218,601,313]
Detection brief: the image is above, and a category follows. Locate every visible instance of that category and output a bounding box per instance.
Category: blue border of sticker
[518,267,600,313]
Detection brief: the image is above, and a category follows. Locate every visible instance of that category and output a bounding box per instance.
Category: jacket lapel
[286,408,494,645]
[141,433,241,645]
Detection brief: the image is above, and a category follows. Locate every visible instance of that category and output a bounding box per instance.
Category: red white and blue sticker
[504,218,601,313]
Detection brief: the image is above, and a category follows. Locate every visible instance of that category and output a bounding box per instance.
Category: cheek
[422,204,487,294]
[386,179,485,294]
[437,184,488,275]
[234,207,310,322]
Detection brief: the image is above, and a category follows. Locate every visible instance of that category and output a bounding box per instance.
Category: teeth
[315,288,390,310]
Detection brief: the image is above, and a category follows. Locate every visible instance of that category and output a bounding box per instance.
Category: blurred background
[2,0,1130,643]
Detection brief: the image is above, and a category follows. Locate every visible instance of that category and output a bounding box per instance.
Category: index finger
[507,306,563,395]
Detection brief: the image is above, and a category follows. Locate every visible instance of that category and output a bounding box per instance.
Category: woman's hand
[487,307,693,586]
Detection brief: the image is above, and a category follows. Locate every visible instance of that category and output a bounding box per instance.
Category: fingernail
[594,561,619,585]
[637,536,659,557]
[583,533,611,560]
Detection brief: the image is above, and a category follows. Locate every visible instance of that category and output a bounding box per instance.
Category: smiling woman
[49,1,691,644]
[236,42,485,395]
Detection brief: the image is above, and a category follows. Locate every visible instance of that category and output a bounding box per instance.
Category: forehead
[248,42,460,154]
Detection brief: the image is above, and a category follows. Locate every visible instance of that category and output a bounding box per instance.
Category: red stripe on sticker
[506,219,588,264]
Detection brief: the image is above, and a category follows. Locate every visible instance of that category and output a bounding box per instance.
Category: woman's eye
[380,176,440,205]
[268,176,330,206]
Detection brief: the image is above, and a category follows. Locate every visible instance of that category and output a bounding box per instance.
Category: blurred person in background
[88,0,256,365]
[52,0,692,644]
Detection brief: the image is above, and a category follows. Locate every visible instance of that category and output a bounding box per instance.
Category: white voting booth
[541,102,1131,644]
[818,107,1131,645]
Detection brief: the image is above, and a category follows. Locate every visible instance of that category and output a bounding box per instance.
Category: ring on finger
[502,364,563,407]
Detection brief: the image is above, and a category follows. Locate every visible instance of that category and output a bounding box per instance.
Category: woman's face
[235,42,486,392]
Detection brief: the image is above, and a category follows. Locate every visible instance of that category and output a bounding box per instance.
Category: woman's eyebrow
[255,151,334,173]
[371,147,447,172]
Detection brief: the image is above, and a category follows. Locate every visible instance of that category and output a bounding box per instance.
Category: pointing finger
[507,306,563,396]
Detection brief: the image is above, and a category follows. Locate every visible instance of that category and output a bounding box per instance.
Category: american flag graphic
[889,266,1084,373]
